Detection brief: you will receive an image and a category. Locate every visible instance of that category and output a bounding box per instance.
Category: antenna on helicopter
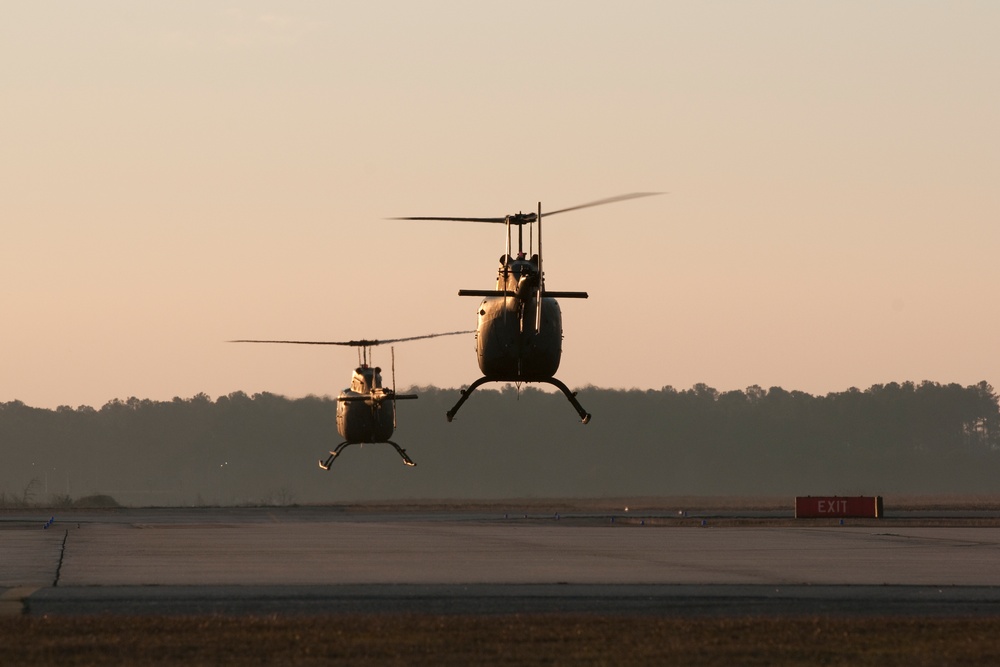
[391,345,398,429]
[536,201,543,333]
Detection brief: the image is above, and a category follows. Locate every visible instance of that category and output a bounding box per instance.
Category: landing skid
[446,376,591,424]
[318,441,416,470]
[389,441,417,467]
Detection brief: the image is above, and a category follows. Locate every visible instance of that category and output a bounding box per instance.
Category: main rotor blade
[544,192,663,217]
[389,216,507,223]
[228,330,473,347]
[390,192,661,225]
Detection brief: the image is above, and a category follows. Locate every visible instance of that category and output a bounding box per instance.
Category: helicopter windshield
[497,254,538,291]
[500,254,538,276]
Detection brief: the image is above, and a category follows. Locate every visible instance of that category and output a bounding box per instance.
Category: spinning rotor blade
[543,192,663,217]
[228,330,473,347]
[390,192,661,226]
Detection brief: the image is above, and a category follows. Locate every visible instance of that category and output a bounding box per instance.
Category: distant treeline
[1,381,998,506]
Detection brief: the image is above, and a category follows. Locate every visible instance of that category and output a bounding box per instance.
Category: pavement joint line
[54,529,68,587]
[0,587,42,616]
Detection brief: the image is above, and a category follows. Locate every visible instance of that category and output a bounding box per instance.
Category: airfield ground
[3,496,1000,665]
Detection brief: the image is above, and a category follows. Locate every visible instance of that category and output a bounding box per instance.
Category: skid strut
[544,377,592,424]
[388,440,416,467]
[445,377,492,422]
[446,376,591,424]
[318,442,351,470]
[319,441,416,470]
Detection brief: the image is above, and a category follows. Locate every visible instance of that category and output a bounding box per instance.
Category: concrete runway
[3,507,1000,616]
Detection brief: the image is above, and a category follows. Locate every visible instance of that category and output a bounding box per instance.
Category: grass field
[4,614,1000,666]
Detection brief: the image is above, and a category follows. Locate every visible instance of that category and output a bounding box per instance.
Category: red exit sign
[795,496,883,518]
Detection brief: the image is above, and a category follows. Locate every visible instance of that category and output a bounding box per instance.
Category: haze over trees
[2,381,998,506]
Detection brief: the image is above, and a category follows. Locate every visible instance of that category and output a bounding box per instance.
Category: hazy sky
[3,2,999,410]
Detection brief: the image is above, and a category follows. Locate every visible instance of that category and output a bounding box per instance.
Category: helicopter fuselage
[474,295,563,380]
[335,366,396,443]
[447,252,591,422]
[396,193,660,425]
[232,331,466,468]
[336,389,395,443]
[470,255,563,380]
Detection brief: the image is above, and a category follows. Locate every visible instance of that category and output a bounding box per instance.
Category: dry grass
[3,615,1000,666]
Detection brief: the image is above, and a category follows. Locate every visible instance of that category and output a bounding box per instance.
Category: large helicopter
[229,331,471,468]
[394,192,661,423]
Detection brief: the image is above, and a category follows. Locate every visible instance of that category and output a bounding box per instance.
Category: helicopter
[394,192,661,424]
[229,331,472,469]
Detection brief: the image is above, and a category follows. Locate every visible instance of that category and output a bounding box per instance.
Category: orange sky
[2,3,998,409]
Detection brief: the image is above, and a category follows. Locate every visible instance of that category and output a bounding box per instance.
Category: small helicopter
[229,331,472,468]
[394,192,661,423]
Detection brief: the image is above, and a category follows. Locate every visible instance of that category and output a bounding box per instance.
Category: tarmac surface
[3,506,1000,617]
